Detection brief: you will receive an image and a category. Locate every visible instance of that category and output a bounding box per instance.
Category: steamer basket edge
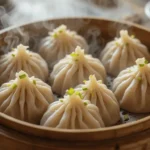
[0,17,150,150]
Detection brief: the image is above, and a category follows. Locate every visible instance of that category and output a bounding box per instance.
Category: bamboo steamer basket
[0,18,150,150]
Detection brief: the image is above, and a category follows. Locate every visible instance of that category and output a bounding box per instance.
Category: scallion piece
[83,80,87,83]
[137,77,142,81]
[131,35,135,38]
[60,99,64,102]
[145,60,148,64]
[124,114,129,121]
[11,54,15,57]
[11,83,17,89]
[19,74,26,79]
[139,64,144,67]
[67,88,75,95]
[75,91,83,99]
[33,80,36,85]
[82,87,88,91]
[84,102,88,106]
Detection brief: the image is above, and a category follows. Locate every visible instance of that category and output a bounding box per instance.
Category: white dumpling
[0,71,54,124]
[75,75,120,126]
[50,46,106,96]
[100,30,150,76]
[113,58,150,113]
[39,25,89,68]
[40,89,104,129]
[0,44,49,85]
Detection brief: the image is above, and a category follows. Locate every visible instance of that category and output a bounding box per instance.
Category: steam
[0,0,137,55]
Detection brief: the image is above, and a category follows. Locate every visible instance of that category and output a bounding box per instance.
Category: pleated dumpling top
[40,88,105,129]
[0,44,49,85]
[113,58,150,113]
[75,75,120,126]
[100,30,150,76]
[0,71,54,124]
[39,25,89,68]
[50,46,106,96]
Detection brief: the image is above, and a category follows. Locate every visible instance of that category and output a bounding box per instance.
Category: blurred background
[0,0,150,30]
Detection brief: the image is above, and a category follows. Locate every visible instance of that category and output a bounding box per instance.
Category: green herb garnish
[137,77,142,81]
[83,80,87,83]
[60,99,64,102]
[131,35,135,38]
[70,52,79,58]
[11,83,17,89]
[139,64,144,67]
[53,33,58,38]
[33,80,36,85]
[11,54,15,57]
[84,102,88,106]
[145,60,148,64]
[82,87,88,91]
[67,88,75,95]
[7,83,11,87]
[115,41,119,46]
[59,30,63,33]
[124,114,129,121]
[19,74,26,79]
[75,91,83,99]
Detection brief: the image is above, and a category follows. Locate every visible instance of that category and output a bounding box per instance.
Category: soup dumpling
[39,25,89,68]
[0,71,54,124]
[113,58,150,113]
[50,46,106,96]
[0,44,49,85]
[75,75,120,126]
[40,88,104,129]
[100,30,150,76]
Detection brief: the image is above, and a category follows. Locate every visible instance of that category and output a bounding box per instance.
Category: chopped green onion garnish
[75,91,83,99]
[53,33,58,38]
[84,102,88,106]
[7,83,11,87]
[145,60,148,64]
[11,54,15,57]
[70,52,79,58]
[82,87,88,91]
[33,80,36,85]
[137,77,142,81]
[12,48,15,51]
[11,83,17,89]
[115,42,119,46]
[131,35,135,38]
[83,80,87,83]
[19,74,26,79]
[139,64,144,67]
[124,114,129,121]
[67,88,75,95]
[60,99,63,102]
[59,30,63,33]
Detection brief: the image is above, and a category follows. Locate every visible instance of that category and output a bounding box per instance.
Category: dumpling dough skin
[113,58,150,113]
[0,44,49,85]
[50,46,106,96]
[75,75,120,126]
[100,30,150,76]
[0,71,54,124]
[40,92,105,129]
[39,25,89,68]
